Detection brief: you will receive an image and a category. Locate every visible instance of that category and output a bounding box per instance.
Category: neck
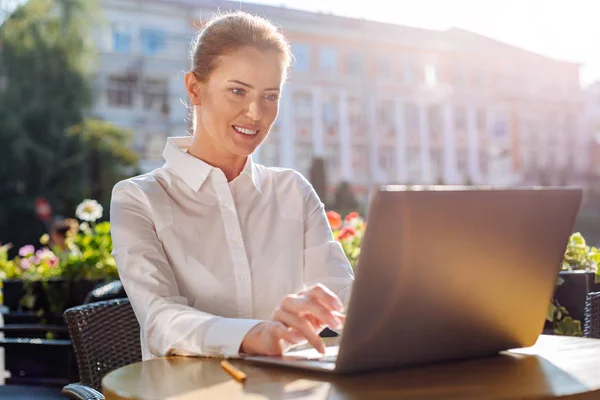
[187,133,247,182]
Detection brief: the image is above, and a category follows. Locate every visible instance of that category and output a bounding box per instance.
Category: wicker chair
[61,298,141,400]
[584,291,600,339]
[84,280,127,304]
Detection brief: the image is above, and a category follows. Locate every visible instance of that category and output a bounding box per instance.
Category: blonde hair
[190,11,292,81]
[187,11,292,132]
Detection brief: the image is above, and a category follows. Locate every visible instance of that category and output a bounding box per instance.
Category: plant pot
[553,271,600,323]
[1,278,107,314]
[2,279,25,312]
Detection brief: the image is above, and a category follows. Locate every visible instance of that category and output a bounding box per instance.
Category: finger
[305,315,323,331]
[274,308,326,354]
[306,284,344,312]
[258,322,303,356]
[272,322,305,346]
[281,295,342,329]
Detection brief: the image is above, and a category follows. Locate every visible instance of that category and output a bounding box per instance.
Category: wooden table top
[102,335,600,400]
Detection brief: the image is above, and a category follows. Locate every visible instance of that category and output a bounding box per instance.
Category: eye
[264,93,279,102]
[231,88,245,96]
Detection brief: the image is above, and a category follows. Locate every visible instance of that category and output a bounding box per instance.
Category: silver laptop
[242,185,583,374]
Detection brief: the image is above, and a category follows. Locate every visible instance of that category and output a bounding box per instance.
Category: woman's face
[186,46,286,157]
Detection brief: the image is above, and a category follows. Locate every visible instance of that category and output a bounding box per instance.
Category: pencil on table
[221,360,247,383]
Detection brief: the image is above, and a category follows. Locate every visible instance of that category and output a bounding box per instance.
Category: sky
[239,0,600,87]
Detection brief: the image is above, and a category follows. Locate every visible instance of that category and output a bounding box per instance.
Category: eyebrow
[228,79,280,91]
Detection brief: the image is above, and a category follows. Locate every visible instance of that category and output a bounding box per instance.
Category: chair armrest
[61,383,104,400]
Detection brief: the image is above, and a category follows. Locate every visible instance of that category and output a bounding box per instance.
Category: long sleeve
[110,181,261,360]
[302,180,355,308]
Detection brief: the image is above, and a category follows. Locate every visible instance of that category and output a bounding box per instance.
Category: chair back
[584,291,600,339]
[64,298,141,391]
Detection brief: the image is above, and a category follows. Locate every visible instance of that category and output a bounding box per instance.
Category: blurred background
[2,1,600,395]
[2,0,600,249]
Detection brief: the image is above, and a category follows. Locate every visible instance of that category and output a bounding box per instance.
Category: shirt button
[241,275,250,281]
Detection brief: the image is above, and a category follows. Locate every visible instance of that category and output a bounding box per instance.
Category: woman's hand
[240,284,345,356]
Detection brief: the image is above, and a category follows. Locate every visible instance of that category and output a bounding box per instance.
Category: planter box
[546,271,600,331]
[1,278,106,314]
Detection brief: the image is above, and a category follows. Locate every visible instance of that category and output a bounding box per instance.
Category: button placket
[213,174,253,318]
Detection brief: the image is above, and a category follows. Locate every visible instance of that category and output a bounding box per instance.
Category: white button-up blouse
[109,137,355,360]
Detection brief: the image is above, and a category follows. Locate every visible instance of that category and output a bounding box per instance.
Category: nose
[246,100,263,121]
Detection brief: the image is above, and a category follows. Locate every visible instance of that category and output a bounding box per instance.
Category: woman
[109,11,354,361]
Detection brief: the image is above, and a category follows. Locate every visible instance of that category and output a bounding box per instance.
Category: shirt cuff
[203,318,263,358]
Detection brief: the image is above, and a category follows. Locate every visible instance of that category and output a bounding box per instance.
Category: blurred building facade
[92,0,590,203]
[585,82,600,180]
[91,0,193,172]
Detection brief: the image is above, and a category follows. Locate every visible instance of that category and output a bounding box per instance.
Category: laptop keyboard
[317,354,337,363]
[283,346,339,363]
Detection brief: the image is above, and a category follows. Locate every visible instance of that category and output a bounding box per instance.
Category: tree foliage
[0,0,137,252]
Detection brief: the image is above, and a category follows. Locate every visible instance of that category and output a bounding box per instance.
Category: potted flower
[0,199,119,317]
[547,232,600,336]
[326,211,366,269]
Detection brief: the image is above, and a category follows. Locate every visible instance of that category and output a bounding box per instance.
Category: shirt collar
[162,136,261,193]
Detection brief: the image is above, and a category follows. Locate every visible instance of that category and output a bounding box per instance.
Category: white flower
[76,199,103,222]
[79,222,92,235]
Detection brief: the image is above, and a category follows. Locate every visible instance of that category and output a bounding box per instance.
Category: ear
[185,71,203,106]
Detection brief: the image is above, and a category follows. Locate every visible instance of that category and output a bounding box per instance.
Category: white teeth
[233,126,258,135]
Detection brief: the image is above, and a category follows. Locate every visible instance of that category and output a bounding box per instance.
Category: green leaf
[546,303,557,322]
[554,316,583,337]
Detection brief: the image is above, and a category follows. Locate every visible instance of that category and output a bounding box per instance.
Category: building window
[106,76,135,108]
[142,79,169,112]
[293,92,312,117]
[424,63,437,87]
[428,105,443,137]
[140,28,166,56]
[352,145,369,181]
[348,96,363,135]
[476,109,487,132]
[318,47,337,73]
[326,144,341,181]
[346,51,362,76]
[454,105,467,131]
[378,99,395,127]
[292,43,311,72]
[379,146,396,175]
[378,55,392,78]
[405,102,419,131]
[323,101,338,124]
[112,22,132,53]
[402,59,415,83]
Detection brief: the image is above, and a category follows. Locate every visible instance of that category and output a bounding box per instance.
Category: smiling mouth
[233,125,259,136]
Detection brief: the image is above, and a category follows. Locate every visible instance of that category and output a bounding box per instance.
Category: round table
[102,335,600,399]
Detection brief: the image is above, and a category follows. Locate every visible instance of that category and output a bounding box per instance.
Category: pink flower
[19,245,35,257]
[49,256,59,268]
[36,248,52,259]
[20,258,30,270]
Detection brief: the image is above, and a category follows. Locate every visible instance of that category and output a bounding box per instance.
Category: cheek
[200,96,236,134]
